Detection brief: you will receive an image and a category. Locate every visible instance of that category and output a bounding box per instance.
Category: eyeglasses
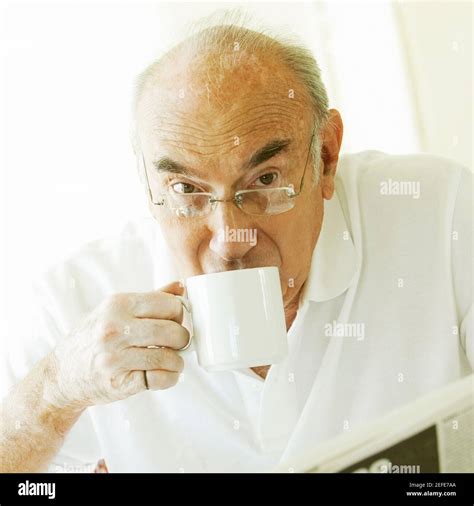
[141,128,315,218]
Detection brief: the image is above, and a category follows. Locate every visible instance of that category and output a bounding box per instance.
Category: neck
[285,301,299,331]
[284,283,305,331]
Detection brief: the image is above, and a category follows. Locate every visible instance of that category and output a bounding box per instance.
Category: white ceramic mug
[176,266,288,372]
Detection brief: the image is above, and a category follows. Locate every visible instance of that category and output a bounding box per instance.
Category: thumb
[158,280,185,296]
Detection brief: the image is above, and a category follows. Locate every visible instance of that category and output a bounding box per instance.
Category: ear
[320,109,343,200]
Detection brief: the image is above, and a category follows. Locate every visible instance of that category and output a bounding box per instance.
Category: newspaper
[274,374,474,473]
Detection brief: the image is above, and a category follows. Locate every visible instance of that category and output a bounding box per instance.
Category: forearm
[0,354,85,472]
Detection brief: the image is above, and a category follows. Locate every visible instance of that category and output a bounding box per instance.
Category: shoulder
[336,150,469,192]
[332,151,471,279]
[334,150,470,223]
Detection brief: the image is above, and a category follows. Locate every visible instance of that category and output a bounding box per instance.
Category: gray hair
[132,9,330,183]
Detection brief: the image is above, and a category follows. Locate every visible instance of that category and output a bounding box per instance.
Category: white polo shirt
[1,150,472,472]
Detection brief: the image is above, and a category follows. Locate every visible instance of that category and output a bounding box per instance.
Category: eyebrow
[152,138,292,178]
[245,138,291,170]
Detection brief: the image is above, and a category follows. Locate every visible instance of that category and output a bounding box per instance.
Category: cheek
[271,195,323,288]
[164,221,202,249]
[153,212,203,259]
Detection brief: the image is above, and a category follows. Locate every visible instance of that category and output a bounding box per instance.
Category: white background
[0,0,472,344]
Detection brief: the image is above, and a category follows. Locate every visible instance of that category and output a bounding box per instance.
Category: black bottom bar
[0,473,472,506]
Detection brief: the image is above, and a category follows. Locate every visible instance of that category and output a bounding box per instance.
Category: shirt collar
[298,185,358,305]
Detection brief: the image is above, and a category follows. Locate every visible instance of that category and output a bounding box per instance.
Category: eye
[171,182,198,194]
[253,172,279,187]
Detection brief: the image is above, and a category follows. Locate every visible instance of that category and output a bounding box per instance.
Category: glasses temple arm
[294,129,316,197]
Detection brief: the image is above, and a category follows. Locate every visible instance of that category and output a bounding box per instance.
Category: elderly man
[0,22,472,473]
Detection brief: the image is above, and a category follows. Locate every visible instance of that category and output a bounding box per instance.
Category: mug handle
[174,295,194,352]
[146,295,194,352]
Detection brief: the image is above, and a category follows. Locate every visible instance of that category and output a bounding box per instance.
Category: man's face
[136,48,339,308]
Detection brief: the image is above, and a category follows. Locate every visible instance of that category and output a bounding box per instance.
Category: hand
[93,459,109,473]
[45,282,189,411]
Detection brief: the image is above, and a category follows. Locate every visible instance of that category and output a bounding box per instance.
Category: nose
[208,200,257,262]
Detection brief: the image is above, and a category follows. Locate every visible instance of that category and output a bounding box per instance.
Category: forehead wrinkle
[156,101,302,125]
[148,97,305,134]
[153,113,297,145]
[144,107,303,155]
[141,89,311,159]
[155,118,298,158]
[213,88,309,111]
[215,103,304,131]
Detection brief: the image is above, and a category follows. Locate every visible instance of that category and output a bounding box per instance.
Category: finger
[121,346,184,373]
[130,290,184,322]
[125,319,190,349]
[144,370,181,391]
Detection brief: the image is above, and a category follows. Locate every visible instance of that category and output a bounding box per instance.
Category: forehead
[136,48,313,157]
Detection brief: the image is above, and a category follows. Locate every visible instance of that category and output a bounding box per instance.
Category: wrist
[41,351,88,417]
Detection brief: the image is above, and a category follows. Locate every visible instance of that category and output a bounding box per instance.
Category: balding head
[133,22,330,177]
